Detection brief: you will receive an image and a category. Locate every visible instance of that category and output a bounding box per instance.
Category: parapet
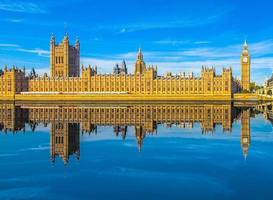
[0,65,26,76]
[81,65,97,76]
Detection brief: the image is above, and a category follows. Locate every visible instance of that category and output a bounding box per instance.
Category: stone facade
[0,34,251,100]
[0,66,28,97]
[26,65,232,96]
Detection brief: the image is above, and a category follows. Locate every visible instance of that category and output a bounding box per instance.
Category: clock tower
[241,109,251,160]
[241,40,251,91]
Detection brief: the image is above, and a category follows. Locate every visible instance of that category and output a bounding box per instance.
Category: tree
[250,82,263,92]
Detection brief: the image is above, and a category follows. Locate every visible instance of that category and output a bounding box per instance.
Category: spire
[50,33,55,44]
[137,139,142,152]
[242,39,249,57]
[76,150,80,161]
[243,39,248,49]
[137,48,143,60]
[243,150,248,160]
[113,63,120,74]
[64,32,69,41]
[50,155,55,164]
[75,36,80,45]
[121,59,126,68]
[75,36,80,50]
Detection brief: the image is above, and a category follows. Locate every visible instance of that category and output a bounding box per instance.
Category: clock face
[243,57,248,63]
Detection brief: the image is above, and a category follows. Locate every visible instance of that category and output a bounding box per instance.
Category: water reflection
[0,102,272,164]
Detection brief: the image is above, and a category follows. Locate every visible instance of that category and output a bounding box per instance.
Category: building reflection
[0,104,27,133]
[0,103,257,164]
[241,109,251,159]
[255,102,273,124]
[50,122,80,165]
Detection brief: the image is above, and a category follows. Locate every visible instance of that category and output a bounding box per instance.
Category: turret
[50,33,55,46]
[134,48,146,75]
[81,65,97,77]
[64,32,69,42]
[75,37,80,50]
[120,60,127,74]
[134,126,145,152]
[29,67,37,78]
[50,34,55,77]
[137,48,143,60]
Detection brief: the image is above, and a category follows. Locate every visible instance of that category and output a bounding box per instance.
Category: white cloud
[0,1,45,13]
[118,52,137,60]
[81,57,135,73]
[0,43,50,57]
[96,11,227,34]
[0,41,51,57]
[24,67,50,76]
[17,48,50,57]
[194,41,211,45]
[120,28,126,33]
[0,43,19,47]
[249,40,273,56]
[5,18,24,23]
[154,40,189,45]
[153,40,211,46]
[122,16,218,32]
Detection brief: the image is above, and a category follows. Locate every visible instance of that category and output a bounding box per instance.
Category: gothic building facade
[0,34,250,100]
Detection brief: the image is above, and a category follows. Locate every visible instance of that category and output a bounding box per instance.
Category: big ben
[241,40,251,91]
[241,109,251,159]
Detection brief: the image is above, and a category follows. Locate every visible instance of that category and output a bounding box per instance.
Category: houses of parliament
[0,33,251,101]
[0,103,251,164]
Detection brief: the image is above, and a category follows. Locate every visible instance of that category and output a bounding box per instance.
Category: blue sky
[0,0,273,84]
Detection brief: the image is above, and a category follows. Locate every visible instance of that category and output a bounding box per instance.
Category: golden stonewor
[50,33,80,78]
[0,103,251,163]
[241,108,251,159]
[50,122,80,165]
[241,40,251,92]
[0,34,254,101]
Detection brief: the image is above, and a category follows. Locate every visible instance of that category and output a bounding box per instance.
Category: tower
[134,48,146,75]
[50,122,80,164]
[241,40,251,91]
[241,109,251,159]
[50,33,80,78]
[120,60,127,74]
[134,126,145,152]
